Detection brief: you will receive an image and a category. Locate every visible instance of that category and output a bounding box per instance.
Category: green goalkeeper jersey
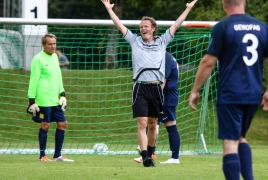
[28,50,65,106]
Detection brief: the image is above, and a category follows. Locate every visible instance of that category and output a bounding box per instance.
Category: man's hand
[189,91,200,110]
[27,104,40,116]
[101,0,114,10]
[59,96,67,111]
[186,0,198,9]
[261,90,268,111]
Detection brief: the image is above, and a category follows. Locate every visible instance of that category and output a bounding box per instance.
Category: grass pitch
[0,146,267,180]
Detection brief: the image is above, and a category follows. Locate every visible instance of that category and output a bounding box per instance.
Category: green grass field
[1,68,268,180]
[0,146,267,180]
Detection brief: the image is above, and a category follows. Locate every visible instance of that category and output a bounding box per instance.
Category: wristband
[60,92,66,97]
[29,98,35,105]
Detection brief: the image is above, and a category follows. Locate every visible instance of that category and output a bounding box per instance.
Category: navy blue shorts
[132,83,163,118]
[217,104,258,140]
[158,106,176,123]
[32,105,66,123]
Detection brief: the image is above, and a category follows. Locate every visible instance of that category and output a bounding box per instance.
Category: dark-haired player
[189,0,268,179]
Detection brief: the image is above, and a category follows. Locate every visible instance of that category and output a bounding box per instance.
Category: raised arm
[170,0,198,36]
[101,0,127,36]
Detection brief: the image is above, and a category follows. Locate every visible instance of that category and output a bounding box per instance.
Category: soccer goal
[0,18,220,155]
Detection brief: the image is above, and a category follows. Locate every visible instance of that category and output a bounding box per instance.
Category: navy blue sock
[239,143,254,180]
[147,145,154,157]
[38,128,48,159]
[166,125,180,159]
[53,128,65,158]
[223,154,240,180]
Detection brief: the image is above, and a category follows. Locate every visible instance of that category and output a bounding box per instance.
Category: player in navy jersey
[101,0,197,167]
[189,0,268,179]
[134,52,181,164]
[159,52,180,164]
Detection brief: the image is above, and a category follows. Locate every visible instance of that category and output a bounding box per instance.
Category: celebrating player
[189,0,268,179]
[27,34,74,162]
[101,0,197,167]
[134,52,181,164]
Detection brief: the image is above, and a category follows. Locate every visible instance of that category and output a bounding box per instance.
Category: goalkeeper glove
[59,92,67,111]
[26,98,40,116]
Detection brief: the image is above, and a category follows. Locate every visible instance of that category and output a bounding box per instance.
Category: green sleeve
[28,57,41,98]
[59,69,65,94]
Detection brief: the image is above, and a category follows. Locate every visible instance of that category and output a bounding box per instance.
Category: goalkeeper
[101,0,197,167]
[27,34,73,162]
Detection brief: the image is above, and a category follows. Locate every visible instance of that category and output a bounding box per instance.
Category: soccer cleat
[151,153,157,159]
[160,158,180,164]
[137,146,141,155]
[53,155,74,162]
[149,158,156,167]
[39,156,52,162]
[136,145,140,152]
[143,157,155,167]
[134,157,142,163]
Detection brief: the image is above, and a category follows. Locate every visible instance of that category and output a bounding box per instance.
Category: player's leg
[217,104,241,180]
[160,106,180,164]
[239,138,253,179]
[134,122,159,163]
[141,83,163,167]
[137,117,149,157]
[151,122,160,158]
[238,104,258,179]
[52,106,74,162]
[147,117,158,158]
[32,106,52,161]
[132,83,151,166]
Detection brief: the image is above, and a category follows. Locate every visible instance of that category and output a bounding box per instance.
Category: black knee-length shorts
[132,82,163,118]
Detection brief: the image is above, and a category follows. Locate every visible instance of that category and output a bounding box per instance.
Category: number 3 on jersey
[242,33,258,66]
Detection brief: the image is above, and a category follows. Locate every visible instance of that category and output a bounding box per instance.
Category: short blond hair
[223,0,243,7]
[141,16,158,37]
[41,34,57,45]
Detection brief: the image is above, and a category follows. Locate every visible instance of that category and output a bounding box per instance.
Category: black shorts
[132,82,163,118]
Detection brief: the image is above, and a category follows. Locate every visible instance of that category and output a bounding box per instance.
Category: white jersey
[124,29,173,82]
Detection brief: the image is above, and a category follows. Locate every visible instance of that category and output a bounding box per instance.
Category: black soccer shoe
[143,157,155,167]
[149,158,156,167]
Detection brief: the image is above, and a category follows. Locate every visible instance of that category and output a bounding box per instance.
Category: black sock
[147,146,154,157]
[141,150,149,160]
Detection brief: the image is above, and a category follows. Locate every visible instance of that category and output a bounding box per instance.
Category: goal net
[0,19,220,155]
